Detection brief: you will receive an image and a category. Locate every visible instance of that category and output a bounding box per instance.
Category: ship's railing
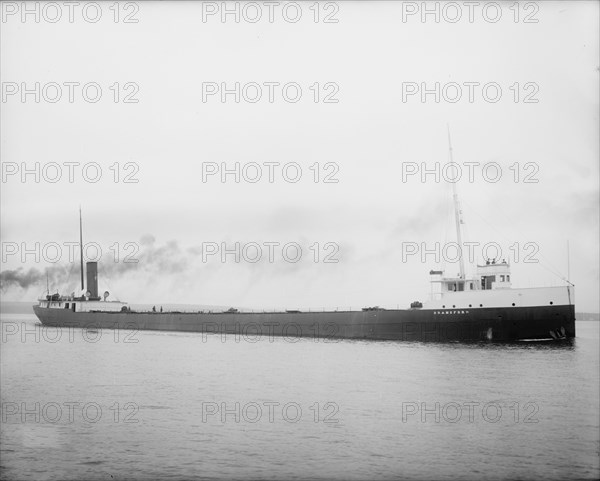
[122,304,411,314]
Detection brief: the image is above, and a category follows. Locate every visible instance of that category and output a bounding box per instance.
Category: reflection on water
[1,317,598,480]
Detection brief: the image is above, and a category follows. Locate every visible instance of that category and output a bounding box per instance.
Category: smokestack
[86,261,100,300]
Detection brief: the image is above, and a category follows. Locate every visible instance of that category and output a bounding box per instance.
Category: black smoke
[0,265,72,291]
[0,235,190,293]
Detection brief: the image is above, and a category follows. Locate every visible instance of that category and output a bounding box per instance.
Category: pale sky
[1,1,598,312]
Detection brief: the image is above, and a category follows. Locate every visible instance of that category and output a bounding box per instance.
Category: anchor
[549,326,567,340]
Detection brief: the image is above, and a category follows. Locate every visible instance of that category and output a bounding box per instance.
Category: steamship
[33,144,576,342]
[34,257,575,342]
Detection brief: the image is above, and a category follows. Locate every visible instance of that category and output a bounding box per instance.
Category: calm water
[1,314,598,481]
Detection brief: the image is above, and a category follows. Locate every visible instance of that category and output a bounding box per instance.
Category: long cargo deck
[34,304,576,342]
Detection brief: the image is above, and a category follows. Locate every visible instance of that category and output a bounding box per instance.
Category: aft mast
[447,126,465,280]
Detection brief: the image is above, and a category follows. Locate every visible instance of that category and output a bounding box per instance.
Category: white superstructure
[423,128,574,311]
[37,296,127,312]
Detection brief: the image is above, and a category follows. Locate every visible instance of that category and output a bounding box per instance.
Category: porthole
[452,305,456,308]
[512,303,515,306]
[469,304,472,307]
[550,301,553,305]
[442,305,445,308]
[479,304,483,307]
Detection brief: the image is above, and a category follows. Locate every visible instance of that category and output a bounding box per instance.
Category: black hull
[33,304,576,342]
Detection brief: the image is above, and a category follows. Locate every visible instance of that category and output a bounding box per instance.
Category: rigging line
[448,182,474,273]
[441,180,458,274]
[79,206,84,292]
[440,199,450,273]
[461,209,474,271]
[470,202,565,280]
[459,197,568,282]
[447,125,465,279]
[63,260,77,294]
[46,264,64,295]
[97,264,121,302]
[464,201,566,280]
